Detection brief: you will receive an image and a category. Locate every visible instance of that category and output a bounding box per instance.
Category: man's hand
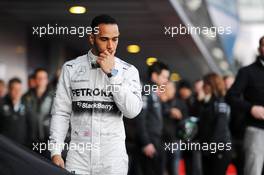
[51,155,65,168]
[197,91,205,101]
[97,50,115,74]
[170,108,183,120]
[251,105,264,120]
[143,144,156,158]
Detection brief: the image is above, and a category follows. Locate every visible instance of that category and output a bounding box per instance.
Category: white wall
[234,24,264,66]
[0,22,27,92]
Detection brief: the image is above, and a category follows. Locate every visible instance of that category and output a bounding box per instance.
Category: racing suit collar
[88,50,100,69]
[88,49,97,61]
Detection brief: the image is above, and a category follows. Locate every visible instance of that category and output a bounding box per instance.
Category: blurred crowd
[0,36,264,175]
[124,62,237,175]
[124,36,264,175]
[0,68,59,158]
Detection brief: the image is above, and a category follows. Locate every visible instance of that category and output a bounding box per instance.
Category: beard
[92,42,101,56]
[93,42,114,55]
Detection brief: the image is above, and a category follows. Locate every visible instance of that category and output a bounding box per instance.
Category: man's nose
[107,40,113,49]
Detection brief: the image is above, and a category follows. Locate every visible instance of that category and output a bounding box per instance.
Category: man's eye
[113,38,118,42]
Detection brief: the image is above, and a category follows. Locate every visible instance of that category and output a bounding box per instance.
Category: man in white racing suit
[49,14,142,175]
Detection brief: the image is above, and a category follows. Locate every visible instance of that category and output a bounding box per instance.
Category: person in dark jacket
[0,78,30,146]
[177,80,194,115]
[22,68,53,158]
[226,36,264,175]
[224,75,245,175]
[27,74,36,92]
[161,81,188,175]
[136,61,170,175]
[198,73,232,175]
[177,80,203,175]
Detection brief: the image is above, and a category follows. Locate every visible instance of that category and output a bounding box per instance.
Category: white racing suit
[49,50,142,175]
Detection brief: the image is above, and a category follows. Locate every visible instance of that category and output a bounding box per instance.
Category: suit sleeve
[226,68,252,113]
[49,64,72,157]
[108,65,142,118]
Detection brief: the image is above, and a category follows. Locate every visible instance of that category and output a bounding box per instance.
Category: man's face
[203,83,211,95]
[152,69,170,86]
[28,78,36,89]
[89,24,119,55]
[194,80,203,93]
[224,76,234,90]
[165,82,176,100]
[35,71,48,89]
[9,82,22,101]
[259,38,264,56]
[179,88,192,100]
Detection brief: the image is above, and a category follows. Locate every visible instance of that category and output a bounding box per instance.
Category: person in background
[223,75,235,91]
[161,81,188,175]
[192,79,205,116]
[48,68,61,92]
[198,73,232,175]
[0,79,6,100]
[23,74,36,102]
[193,79,205,103]
[0,78,29,146]
[226,36,264,175]
[27,74,36,91]
[23,68,53,158]
[224,75,245,175]
[177,80,193,104]
[177,80,201,116]
[177,79,202,175]
[136,61,170,175]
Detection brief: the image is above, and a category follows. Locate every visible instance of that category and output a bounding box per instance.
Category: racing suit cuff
[50,149,62,158]
[49,142,63,158]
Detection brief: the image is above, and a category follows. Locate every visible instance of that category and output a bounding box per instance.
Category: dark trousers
[138,145,163,175]
[163,147,181,175]
[231,139,244,175]
[184,150,202,175]
[202,151,232,175]
[127,147,142,175]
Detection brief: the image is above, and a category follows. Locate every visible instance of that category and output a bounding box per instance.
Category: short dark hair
[8,77,21,89]
[148,61,169,79]
[259,36,264,46]
[177,80,192,90]
[34,68,48,78]
[203,73,226,97]
[91,14,118,33]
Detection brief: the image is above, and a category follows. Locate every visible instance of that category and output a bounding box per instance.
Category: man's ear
[151,73,157,82]
[89,34,95,45]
